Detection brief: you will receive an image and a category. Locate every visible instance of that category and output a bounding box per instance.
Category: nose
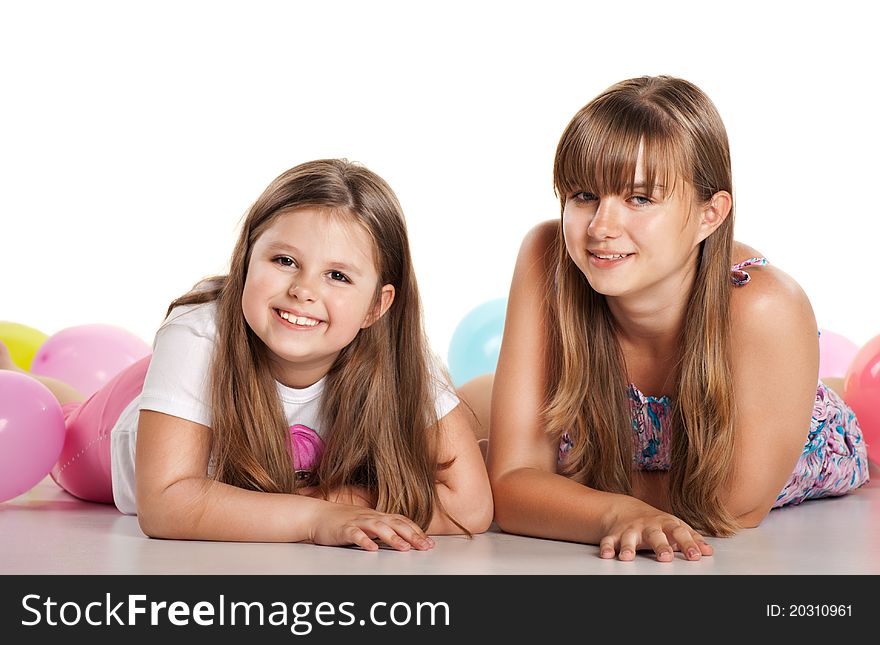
[289,274,317,302]
[586,198,623,240]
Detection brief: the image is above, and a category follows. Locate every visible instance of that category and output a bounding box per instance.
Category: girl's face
[562,149,711,301]
[242,208,394,388]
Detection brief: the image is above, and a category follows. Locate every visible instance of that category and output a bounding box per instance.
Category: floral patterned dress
[559,258,870,507]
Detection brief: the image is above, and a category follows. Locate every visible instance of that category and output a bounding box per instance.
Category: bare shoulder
[518,219,559,264]
[509,219,561,294]
[732,240,765,264]
[729,245,817,353]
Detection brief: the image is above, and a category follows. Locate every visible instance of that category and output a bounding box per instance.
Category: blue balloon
[448,298,508,386]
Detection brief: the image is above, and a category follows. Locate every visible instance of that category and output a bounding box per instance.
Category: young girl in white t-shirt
[1,159,492,550]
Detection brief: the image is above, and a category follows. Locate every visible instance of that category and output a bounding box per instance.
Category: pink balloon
[818,329,859,380]
[30,324,151,398]
[0,371,66,502]
[843,335,880,465]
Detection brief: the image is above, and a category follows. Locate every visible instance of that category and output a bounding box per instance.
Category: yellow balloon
[0,321,49,371]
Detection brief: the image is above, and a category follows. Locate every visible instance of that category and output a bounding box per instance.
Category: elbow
[454,492,495,535]
[736,508,769,529]
[136,482,205,539]
[136,504,170,538]
[467,495,495,534]
[137,499,189,539]
[724,487,776,531]
[728,497,772,530]
[491,501,520,535]
[138,503,202,540]
[438,488,494,535]
[486,478,519,535]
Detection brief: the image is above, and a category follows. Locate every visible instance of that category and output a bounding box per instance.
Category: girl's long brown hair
[549,76,738,536]
[166,159,458,531]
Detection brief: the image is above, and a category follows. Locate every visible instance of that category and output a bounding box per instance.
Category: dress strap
[730,257,767,287]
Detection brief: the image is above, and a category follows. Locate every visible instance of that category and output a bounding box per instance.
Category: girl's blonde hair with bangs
[547,76,739,536]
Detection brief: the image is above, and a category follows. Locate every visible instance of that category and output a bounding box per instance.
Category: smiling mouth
[588,251,633,260]
[274,308,324,328]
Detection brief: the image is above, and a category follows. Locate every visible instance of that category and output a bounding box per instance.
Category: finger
[395,517,434,551]
[643,527,674,562]
[692,532,714,556]
[393,515,434,549]
[348,527,379,552]
[365,521,414,552]
[598,536,617,559]
[618,529,640,561]
[387,516,434,550]
[670,525,702,560]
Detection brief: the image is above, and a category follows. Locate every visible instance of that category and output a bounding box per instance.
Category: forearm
[633,470,773,528]
[137,477,328,542]
[427,481,493,535]
[631,470,671,514]
[491,467,638,545]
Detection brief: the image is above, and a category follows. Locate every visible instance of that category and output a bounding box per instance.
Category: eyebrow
[264,241,364,275]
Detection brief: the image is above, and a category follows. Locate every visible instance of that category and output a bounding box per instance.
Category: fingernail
[659,551,673,561]
[600,548,613,558]
[688,548,699,559]
[621,549,633,559]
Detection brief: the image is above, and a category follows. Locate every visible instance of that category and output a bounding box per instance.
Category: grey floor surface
[2,465,878,575]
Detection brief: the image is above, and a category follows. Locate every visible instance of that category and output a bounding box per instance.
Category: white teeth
[277,310,319,326]
[593,252,630,260]
[293,316,318,327]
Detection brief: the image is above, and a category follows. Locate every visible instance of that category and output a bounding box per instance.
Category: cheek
[327,290,375,329]
[241,267,274,321]
[240,285,261,330]
[562,209,588,247]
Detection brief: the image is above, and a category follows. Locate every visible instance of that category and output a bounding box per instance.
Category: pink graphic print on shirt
[289,424,325,471]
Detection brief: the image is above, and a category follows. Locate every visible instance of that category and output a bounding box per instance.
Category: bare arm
[487,222,619,543]
[725,265,818,527]
[135,410,432,551]
[427,403,494,535]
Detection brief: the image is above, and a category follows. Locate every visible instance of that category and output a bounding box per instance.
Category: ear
[362,284,395,328]
[696,190,732,243]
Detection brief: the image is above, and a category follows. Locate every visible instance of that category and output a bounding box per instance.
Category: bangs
[554,95,689,202]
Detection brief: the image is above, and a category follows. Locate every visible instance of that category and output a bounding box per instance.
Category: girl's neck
[606,259,698,353]
[268,354,336,390]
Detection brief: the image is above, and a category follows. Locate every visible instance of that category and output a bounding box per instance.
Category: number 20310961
[767,605,852,617]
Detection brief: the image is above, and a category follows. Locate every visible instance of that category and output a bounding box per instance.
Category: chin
[584,278,628,297]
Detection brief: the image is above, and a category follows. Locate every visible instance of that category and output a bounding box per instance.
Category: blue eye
[572,191,598,203]
[329,271,350,283]
[630,195,652,206]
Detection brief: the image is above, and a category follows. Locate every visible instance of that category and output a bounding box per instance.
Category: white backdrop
[2,0,878,363]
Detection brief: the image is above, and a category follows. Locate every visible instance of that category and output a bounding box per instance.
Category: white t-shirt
[110,301,460,515]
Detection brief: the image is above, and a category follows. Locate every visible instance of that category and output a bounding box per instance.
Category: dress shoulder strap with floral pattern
[730,257,767,287]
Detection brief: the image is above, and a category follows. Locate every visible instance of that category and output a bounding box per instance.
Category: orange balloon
[843,334,880,465]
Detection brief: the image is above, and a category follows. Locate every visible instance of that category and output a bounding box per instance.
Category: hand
[306,501,435,552]
[599,497,714,562]
[298,485,377,509]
